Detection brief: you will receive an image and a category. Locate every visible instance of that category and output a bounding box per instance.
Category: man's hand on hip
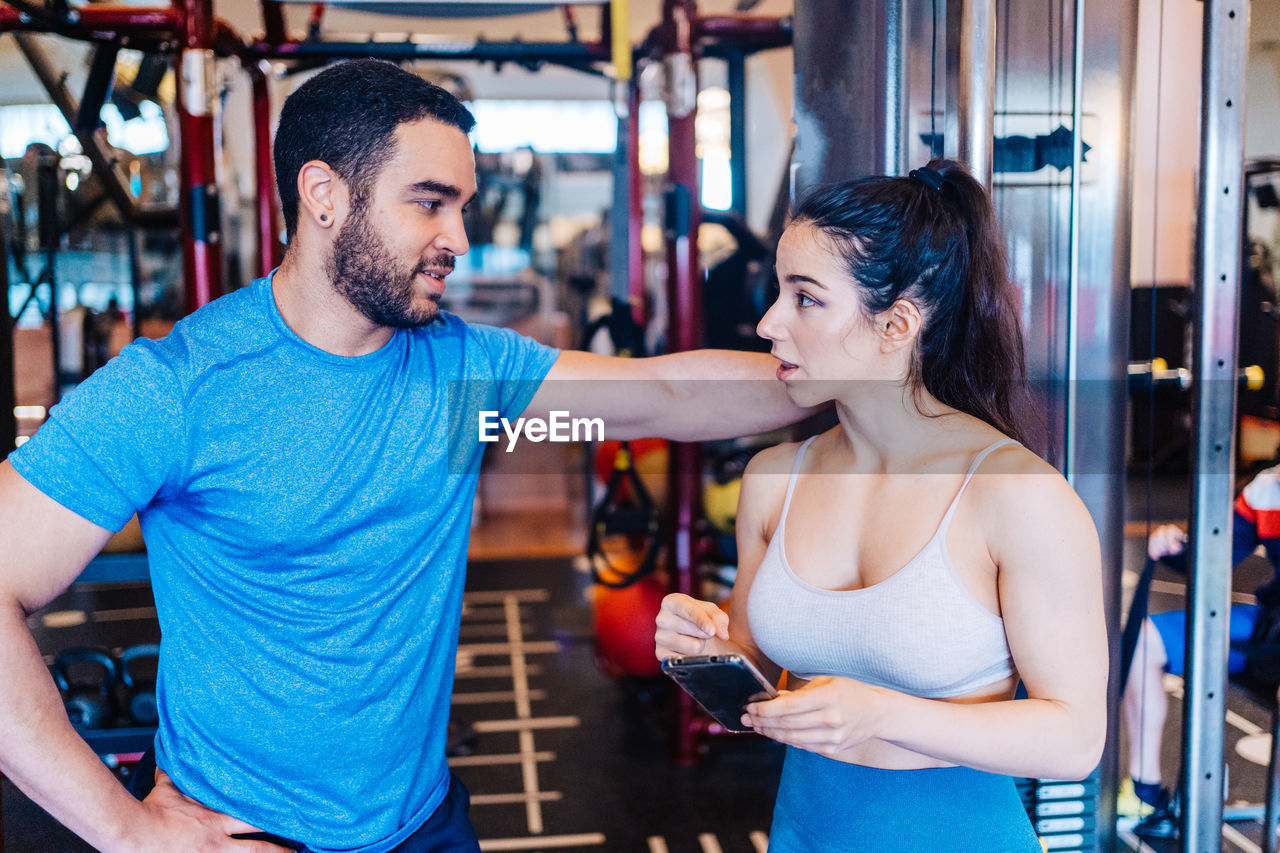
[124,769,292,852]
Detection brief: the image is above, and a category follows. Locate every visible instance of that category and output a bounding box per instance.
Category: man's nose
[436,212,470,257]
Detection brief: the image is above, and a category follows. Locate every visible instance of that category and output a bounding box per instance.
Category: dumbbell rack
[71,551,158,761]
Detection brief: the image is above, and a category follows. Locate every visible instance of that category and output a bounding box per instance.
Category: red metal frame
[658,0,706,767]
[175,0,222,310]
[249,64,284,277]
[0,4,179,34]
[632,0,789,768]
[695,14,789,47]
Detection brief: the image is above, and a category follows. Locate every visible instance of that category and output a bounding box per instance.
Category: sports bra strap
[777,435,1017,532]
[779,436,818,520]
[937,438,1019,530]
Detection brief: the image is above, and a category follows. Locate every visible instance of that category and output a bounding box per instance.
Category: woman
[655,159,1106,851]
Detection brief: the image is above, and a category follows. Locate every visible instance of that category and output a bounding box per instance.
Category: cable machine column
[1181,0,1249,848]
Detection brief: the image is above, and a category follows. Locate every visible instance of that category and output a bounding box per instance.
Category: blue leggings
[769,747,1041,853]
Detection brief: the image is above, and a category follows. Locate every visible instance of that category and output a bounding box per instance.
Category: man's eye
[419,200,441,211]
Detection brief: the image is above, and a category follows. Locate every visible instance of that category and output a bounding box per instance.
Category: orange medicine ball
[592,574,667,679]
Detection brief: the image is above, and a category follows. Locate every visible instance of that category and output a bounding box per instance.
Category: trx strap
[1119,555,1159,694]
[586,444,662,589]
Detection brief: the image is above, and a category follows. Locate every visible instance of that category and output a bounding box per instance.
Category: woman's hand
[654,593,730,660]
[1147,524,1188,561]
[744,676,886,757]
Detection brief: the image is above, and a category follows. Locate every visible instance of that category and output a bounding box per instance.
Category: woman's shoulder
[966,436,1097,546]
[742,440,809,479]
[973,436,1058,478]
[736,441,808,541]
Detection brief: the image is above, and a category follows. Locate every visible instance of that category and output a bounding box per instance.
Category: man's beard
[327,202,453,329]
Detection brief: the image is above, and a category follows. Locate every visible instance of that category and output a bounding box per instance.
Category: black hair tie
[909,167,945,195]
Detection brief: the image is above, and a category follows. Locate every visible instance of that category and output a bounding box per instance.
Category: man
[0,60,810,852]
[1124,464,1280,837]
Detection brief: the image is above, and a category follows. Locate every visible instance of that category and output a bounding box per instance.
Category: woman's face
[757,222,901,407]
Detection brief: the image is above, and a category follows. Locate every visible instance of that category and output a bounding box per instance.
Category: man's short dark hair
[273,59,476,240]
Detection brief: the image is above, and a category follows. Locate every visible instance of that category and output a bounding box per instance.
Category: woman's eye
[797,292,818,308]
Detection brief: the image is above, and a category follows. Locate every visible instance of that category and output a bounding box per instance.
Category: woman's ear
[877,299,922,353]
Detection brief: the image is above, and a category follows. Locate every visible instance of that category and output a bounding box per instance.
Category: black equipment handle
[51,646,119,694]
[119,644,160,689]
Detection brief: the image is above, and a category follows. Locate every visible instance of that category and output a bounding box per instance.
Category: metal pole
[178,0,223,311]
[0,168,16,457]
[1065,0,1084,486]
[957,0,996,185]
[35,146,61,403]
[726,49,746,220]
[662,0,704,767]
[792,0,907,189]
[627,81,644,326]
[883,0,907,176]
[1180,1,1249,848]
[609,91,631,305]
[127,224,143,341]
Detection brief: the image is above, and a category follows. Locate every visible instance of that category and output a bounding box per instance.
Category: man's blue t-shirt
[9,275,559,852]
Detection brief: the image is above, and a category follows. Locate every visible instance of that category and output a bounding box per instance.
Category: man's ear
[296,160,349,230]
[877,299,922,353]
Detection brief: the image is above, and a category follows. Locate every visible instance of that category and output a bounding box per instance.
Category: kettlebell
[119,644,160,725]
[51,647,118,730]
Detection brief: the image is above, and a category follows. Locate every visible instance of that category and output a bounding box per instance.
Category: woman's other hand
[744,676,885,756]
[654,593,730,660]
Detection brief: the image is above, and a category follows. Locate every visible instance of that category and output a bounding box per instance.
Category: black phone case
[661,654,777,732]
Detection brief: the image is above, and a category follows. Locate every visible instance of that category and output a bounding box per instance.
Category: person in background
[1122,463,1280,837]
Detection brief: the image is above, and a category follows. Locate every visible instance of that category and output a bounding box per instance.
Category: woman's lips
[776,359,798,381]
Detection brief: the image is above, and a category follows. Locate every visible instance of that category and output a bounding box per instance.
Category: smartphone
[661,653,778,733]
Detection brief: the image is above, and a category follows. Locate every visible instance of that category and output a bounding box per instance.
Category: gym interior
[1,0,1279,850]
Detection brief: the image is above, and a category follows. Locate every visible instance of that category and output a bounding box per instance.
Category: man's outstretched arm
[525,350,820,441]
[0,462,281,852]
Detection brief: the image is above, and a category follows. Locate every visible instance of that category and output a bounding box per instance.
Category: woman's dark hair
[273,59,476,240]
[791,158,1036,447]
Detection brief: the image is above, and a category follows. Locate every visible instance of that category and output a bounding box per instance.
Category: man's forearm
[640,350,817,440]
[530,349,823,442]
[0,602,144,851]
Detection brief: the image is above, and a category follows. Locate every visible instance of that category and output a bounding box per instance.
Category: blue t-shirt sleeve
[8,339,185,531]
[467,323,560,419]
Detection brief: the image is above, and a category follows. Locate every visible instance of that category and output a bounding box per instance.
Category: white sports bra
[747,437,1018,699]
